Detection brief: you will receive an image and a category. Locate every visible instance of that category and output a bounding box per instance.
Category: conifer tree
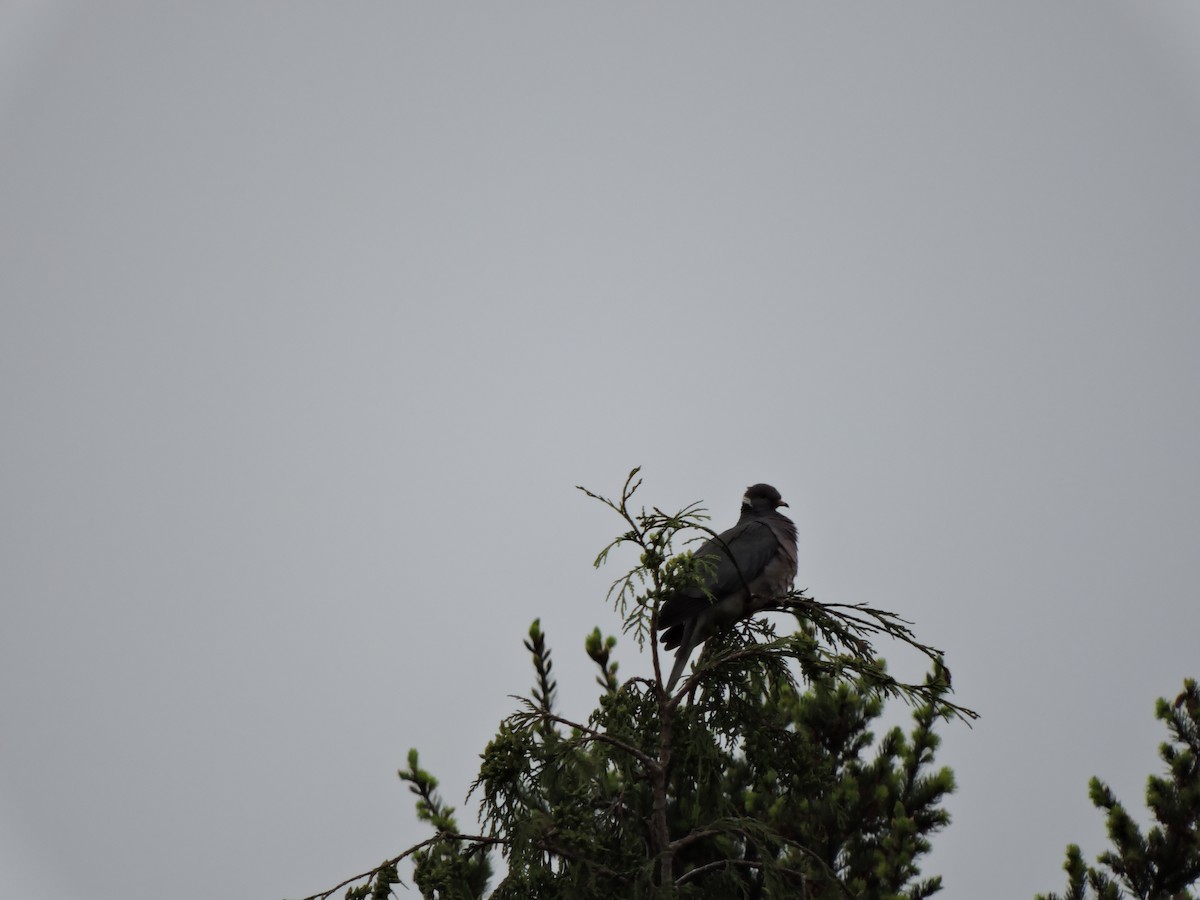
[1037,678,1200,900]
[297,470,974,900]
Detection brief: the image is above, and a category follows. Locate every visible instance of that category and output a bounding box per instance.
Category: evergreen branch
[782,596,945,664]
[585,627,620,694]
[669,827,726,852]
[528,836,627,879]
[523,619,558,739]
[675,628,977,722]
[289,832,499,900]
[507,698,660,770]
[1037,677,1200,899]
[674,856,811,888]
[400,749,459,833]
[668,815,852,896]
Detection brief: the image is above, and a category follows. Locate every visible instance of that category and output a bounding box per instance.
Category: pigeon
[657,483,798,693]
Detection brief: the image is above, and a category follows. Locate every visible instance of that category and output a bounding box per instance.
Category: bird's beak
[778,500,789,508]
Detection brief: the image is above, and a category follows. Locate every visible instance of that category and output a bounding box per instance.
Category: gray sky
[3,4,1199,898]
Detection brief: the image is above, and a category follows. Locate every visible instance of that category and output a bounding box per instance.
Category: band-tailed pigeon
[657,483,798,693]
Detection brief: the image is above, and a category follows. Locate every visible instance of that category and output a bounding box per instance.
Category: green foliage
[465,623,960,899]
[1037,678,1200,900]
[297,469,974,900]
[400,749,494,899]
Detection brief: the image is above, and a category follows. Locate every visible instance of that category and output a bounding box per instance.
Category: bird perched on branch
[657,483,798,693]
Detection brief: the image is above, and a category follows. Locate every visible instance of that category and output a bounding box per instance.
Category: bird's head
[741,483,789,514]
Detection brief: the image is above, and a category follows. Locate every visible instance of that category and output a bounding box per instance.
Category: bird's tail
[664,621,696,694]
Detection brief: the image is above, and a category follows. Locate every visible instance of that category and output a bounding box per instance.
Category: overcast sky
[3,4,1200,899]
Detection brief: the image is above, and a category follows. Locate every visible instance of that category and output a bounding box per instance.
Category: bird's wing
[657,520,780,629]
